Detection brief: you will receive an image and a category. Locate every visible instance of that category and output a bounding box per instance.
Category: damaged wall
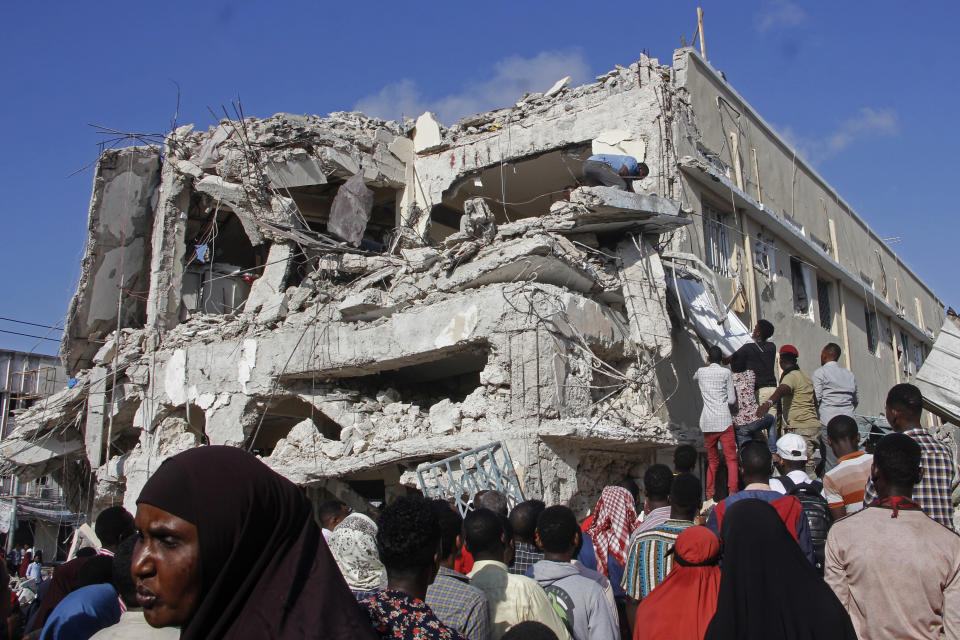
[62,147,161,374]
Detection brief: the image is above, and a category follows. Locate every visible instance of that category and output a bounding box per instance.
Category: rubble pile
[6,54,707,516]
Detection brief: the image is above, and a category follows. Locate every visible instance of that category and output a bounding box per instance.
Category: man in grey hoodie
[531,506,620,640]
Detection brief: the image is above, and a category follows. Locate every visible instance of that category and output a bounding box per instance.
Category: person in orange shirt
[823,416,873,520]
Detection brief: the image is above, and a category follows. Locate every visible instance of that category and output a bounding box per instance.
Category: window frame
[702,202,732,278]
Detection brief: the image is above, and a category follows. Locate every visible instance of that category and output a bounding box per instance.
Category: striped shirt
[628,505,672,547]
[620,519,694,600]
[823,451,873,514]
[864,428,956,529]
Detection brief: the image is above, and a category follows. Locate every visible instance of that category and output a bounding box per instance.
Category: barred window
[703,204,731,277]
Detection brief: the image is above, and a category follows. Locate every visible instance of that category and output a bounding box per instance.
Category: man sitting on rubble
[581,154,649,191]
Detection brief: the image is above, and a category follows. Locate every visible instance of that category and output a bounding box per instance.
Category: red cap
[779,344,799,357]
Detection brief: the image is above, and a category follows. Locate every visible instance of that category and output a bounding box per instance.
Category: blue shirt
[577,531,626,603]
[40,583,121,640]
[587,154,640,176]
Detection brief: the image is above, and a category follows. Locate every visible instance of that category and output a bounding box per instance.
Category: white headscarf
[328,513,386,591]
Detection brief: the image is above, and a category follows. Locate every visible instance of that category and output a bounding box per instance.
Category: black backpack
[779,476,833,573]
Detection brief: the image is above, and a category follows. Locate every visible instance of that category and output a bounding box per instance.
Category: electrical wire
[0,318,64,331]
[0,330,59,342]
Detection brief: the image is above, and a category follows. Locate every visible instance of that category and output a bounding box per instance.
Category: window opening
[913,343,925,373]
[754,232,776,280]
[790,257,813,318]
[865,309,879,355]
[899,331,910,377]
[703,204,731,277]
[817,279,832,331]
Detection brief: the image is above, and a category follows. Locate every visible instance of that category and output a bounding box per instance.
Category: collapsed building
[3,48,954,521]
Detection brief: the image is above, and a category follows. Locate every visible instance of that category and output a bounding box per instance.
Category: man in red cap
[756,345,822,477]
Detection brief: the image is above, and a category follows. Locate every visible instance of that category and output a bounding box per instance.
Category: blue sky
[1,0,956,356]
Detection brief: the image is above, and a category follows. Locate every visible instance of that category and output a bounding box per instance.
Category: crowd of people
[0,316,956,639]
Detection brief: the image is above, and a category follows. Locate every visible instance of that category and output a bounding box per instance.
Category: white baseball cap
[776,433,808,461]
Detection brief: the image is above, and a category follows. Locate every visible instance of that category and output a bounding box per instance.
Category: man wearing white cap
[770,433,834,572]
[769,433,815,494]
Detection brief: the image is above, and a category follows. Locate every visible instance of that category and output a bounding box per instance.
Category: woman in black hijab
[704,499,856,640]
[132,446,377,639]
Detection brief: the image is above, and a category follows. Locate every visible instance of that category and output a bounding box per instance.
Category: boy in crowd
[426,500,491,640]
[530,506,619,640]
[359,496,465,640]
[823,415,873,520]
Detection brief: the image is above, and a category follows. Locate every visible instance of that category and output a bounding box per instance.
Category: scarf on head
[136,446,377,640]
[635,526,721,640]
[329,513,387,592]
[704,499,857,640]
[585,486,637,577]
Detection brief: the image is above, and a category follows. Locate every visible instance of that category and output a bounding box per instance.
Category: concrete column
[616,235,672,358]
[836,283,853,371]
[739,216,760,330]
[145,160,192,331]
[84,366,108,468]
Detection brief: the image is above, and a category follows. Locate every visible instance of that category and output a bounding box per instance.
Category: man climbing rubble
[581,154,649,191]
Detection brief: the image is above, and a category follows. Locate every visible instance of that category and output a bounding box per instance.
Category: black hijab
[704,499,856,640]
[137,446,376,640]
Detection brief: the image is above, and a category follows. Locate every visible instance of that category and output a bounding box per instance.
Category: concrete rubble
[5,49,951,521]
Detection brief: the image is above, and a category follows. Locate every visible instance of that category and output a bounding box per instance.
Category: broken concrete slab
[338,290,397,322]
[413,112,443,154]
[265,156,328,189]
[547,187,690,235]
[245,242,294,314]
[255,292,289,325]
[434,236,598,295]
[545,76,572,98]
[429,399,462,434]
[401,247,440,272]
[328,174,374,245]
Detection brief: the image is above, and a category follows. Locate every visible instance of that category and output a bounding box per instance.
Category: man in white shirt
[693,346,737,501]
[465,509,572,640]
[812,343,858,474]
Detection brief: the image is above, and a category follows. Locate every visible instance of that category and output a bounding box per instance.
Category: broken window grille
[416,441,525,516]
[703,204,731,277]
[865,309,879,355]
[899,330,911,376]
[817,278,832,331]
[913,343,925,373]
[754,232,775,280]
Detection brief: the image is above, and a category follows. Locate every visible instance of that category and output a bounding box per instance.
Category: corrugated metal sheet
[915,315,960,425]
